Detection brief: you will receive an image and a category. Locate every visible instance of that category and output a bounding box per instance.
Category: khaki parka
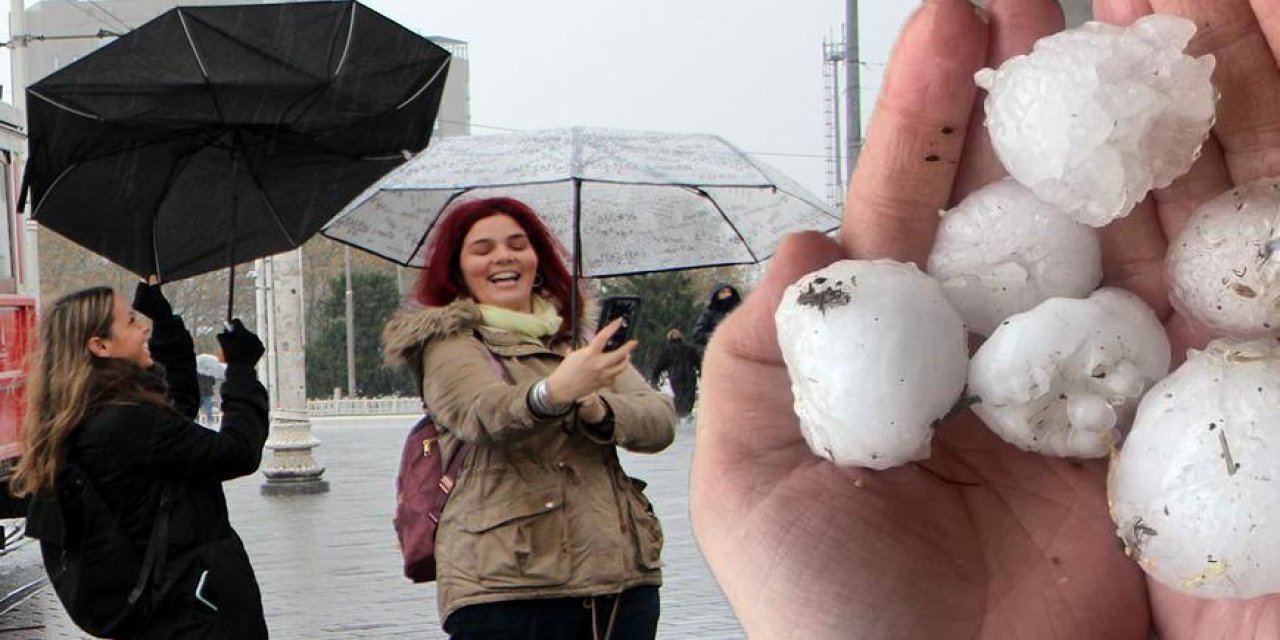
[383,299,676,622]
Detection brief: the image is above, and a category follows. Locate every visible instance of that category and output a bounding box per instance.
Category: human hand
[545,318,636,404]
[216,319,265,367]
[692,1,1280,639]
[575,393,609,425]
[132,275,173,321]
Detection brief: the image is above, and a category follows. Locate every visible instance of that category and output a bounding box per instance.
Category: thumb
[711,232,848,363]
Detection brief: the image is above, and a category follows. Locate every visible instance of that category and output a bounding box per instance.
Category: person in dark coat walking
[691,283,742,351]
[649,329,700,419]
[12,280,269,639]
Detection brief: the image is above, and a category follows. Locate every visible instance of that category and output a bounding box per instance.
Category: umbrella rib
[177,11,211,78]
[333,2,356,76]
[27,90,102,121]
[238,156,299,248]
[30,164,78,215]
[150,150,208,278]
[395,58,450,111]
[691,186,761,264]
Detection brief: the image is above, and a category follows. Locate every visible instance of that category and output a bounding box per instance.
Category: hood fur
[382,299,484,368]
[382,296,599,368]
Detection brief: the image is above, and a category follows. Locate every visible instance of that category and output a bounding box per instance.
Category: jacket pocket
[626,478,663,570]
[459,487,570,588]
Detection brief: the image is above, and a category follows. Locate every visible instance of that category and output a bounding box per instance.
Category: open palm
[690,1,1280,638]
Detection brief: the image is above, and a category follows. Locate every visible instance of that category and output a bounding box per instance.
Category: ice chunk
[775,260,968,470]
[968,288,1170,458]
[1167,179,1280,339]
[927,178,1102,336]
[1110,338,1280,598]
[976,14,1216,227]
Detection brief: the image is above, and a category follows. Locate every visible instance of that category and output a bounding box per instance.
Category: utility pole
[260,248,328,495]
[344,245,355,397]
[846,0,861,178]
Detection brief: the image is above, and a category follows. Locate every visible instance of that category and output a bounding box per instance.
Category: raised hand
[544,318,636,405]
[132,275,173,321]
[216,319,265,367]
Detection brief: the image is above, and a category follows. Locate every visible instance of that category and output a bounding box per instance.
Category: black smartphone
[597,296,642,351]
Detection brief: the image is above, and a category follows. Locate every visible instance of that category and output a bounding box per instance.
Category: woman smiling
[383,197,676,640]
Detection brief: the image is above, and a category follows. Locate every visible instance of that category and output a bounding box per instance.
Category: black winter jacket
[59,314,270,639]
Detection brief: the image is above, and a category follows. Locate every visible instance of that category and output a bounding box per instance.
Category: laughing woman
[12,281,269,639]
[383,197,676,640]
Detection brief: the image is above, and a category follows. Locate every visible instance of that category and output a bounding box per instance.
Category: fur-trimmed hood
[382,299,485,369]
[382,296,598,369]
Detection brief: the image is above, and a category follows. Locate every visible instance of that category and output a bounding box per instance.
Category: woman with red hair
[383,196,675,639]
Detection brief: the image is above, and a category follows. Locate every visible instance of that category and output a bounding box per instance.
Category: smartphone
[597,296,642,351]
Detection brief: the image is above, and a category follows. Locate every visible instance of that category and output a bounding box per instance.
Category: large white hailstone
[1109,338,1280,598]
[975,14,1216,227]
[775,260,968,470]
[1167,180,1280,339]
[969,288,1170,458]
[927,178,1102,336]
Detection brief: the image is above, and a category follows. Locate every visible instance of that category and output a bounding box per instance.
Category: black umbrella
[20,0,451,312]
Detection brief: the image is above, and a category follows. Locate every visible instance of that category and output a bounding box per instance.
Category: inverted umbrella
[320,127,842,330]
[21,0,451,302]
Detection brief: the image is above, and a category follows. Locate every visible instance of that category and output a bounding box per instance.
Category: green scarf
[478,296,563,345]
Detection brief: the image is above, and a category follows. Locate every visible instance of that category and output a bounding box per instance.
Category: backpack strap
[127,482,174,606]
[434,343,512,471]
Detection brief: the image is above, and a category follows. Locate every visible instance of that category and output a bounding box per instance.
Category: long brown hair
[10,287,169,498]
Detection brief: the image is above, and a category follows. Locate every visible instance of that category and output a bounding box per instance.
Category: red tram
[0,101,36,518]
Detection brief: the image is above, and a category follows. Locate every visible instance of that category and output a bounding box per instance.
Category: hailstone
[1109,338,1280,598]
[969,288,1170,458]
[927,178,1102,336]
[775,260,968,470]
[975,14,1216,227]
[1167,179,1280,339]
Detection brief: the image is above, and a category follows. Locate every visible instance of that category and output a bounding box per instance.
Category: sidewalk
[0,417,744,639]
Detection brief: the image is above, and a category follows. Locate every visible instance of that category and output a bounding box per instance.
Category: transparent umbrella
[321,126,842,330]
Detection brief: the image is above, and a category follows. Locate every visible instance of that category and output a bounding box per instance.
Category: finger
[588,318,621,352]
[1151,137,1231,241]
[843,0,989,266]
[1153,0,1280,182]
[694,233,847,516]
[147,274,160,285]
[953,0,1066,198]
[1257,0,1280,61]
[1093,0,1154,24]
[1098,198,1172,318]
[710,232,848,364]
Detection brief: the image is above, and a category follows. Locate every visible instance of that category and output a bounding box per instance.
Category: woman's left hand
[576,393,609,424]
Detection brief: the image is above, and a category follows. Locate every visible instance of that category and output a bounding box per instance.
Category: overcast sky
[2,1,919,200]
[360,0,915,200]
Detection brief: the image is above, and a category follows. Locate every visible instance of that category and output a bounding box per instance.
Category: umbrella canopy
[320,127,842,279]
[22,0,451,282]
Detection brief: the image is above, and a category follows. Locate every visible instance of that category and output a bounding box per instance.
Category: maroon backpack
[394,348,508,583]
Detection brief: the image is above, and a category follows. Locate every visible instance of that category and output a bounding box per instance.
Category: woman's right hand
[544,318,636,404]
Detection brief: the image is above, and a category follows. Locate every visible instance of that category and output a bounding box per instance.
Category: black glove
[217,319,265,367]
[132,281,173,321]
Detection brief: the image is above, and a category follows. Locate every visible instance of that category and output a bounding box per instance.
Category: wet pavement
[0,416,743,639]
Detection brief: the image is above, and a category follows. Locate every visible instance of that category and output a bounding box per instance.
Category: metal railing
[200,396,421,428]
[307,397,421,416]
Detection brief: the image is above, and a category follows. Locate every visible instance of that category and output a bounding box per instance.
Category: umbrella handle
[226,263,235,323]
